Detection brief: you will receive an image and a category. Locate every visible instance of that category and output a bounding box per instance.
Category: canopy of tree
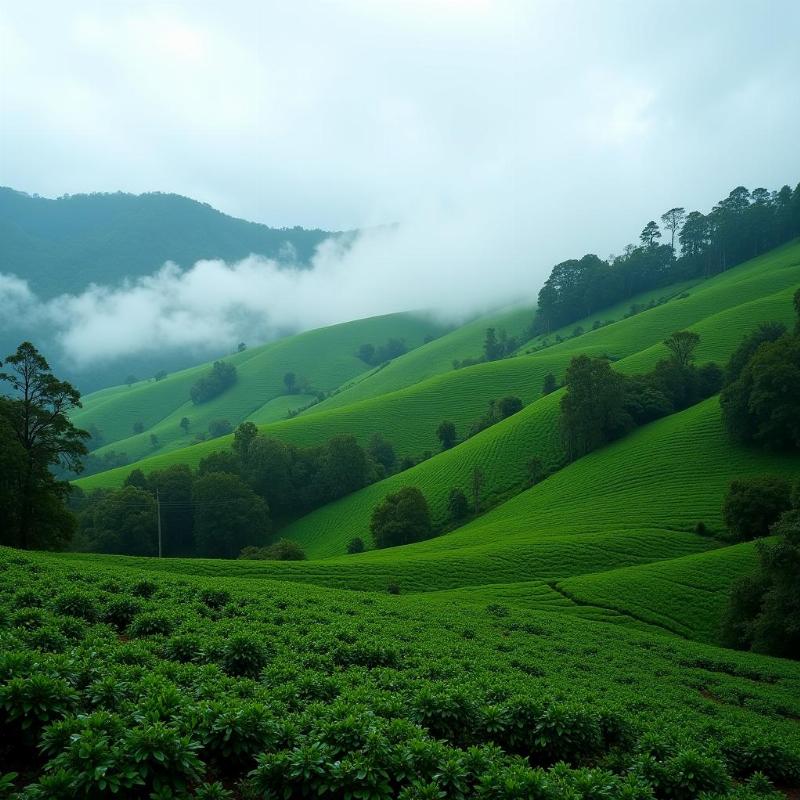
[722,476,793,540]
[720,291,800,450]
[75,425,387,557]
[533,181,800,335]
[190,361,237,405]
[0,342,88,550]
[357,338,409,366]
[370,486,432,548]
[723,485,800,659]
[560,332,721,460]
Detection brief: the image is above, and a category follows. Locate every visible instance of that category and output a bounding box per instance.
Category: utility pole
[156,488,162,558]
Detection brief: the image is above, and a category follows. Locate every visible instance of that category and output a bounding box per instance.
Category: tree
[208,419,233,439]
[283,372,297,394]
[233,421,259,464]
[720,334,800,450]
[179,416,191,433]
[723,322,786,384]
[639,221,661,248]
[357,343,376,365]
[795,287,800,333]
[560,355,631,460]
[133,421,144,434]
[367,433,397,474]
[190,361,237,405]
[436,420,457,451]
[541,373,558,396]
[240,538,306,561]
[193,472,269,558]
[663,330,700,367]
[660,207,686,254]
[149,433,159,449]
[722,476,792,540]
[722,503,800,658]
[347,537,365,554]
[678,211,709,266]
[149,464,194,556]
[497,396,523,419]
[483,328,502,361]
[323,435,370,500]
[0,343,89,549]
[371,486,431,548]
[472,467,485,514]
[78,486,157,556]
[527,456,545,486]
[447,488,469,522]
[125,374,137,388]
[198,450,242,477]
[238,342,247,353]
[123,468,149,491]
[154,370,168,382]
[245,437,295,514]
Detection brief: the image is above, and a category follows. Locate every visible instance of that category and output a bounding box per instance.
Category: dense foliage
[534,181,800,334]
[371,486,432,549]
[723,486,800,659]
[0,187,336,298]
[0,550,798,798]
[0,343,88,550]
[722,476,793,541]
[74,428,384,558]
[190,362,238,405]
[560,332,721,460]
[357,338,409,366]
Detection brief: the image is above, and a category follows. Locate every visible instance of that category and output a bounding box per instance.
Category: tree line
[533,181,800,335]
[71,423,399,558]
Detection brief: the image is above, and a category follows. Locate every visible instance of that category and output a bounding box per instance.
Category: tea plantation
[2,548,800,799]
[4,241,800,797]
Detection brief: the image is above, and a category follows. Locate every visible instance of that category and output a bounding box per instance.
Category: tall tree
[560,355,631,460]
[0,342,89,549]
[370,486,431,548]
[193,472,269,558]
[436,420,457,451]
[660,207,686,254]
[663,330,700,367]
[639,221,661,248]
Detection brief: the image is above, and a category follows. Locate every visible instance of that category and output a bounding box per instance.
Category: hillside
[0,187,338,297]
[72,311,447,468]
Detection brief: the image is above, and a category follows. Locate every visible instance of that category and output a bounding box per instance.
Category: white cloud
[0,1,799,371]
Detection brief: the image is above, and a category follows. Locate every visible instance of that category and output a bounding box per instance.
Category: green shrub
[53,591,98,622]
[219,634,268,678]
[103,596,142,629]
[128,611,174,637]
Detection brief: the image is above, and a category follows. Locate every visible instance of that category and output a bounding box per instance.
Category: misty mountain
[0,187,341,298]
[0,188,347,391]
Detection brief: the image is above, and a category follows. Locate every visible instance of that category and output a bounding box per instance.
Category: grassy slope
[74,278,702,491]
[274,264,800,557]
[66,242,800,649]
[61,399,800,597]
[73,311,445,463]
[557,542,760,643]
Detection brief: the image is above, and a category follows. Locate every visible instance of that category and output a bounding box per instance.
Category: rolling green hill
[67,240,800,650]
[73,311,447,466]
[75,241,800,501]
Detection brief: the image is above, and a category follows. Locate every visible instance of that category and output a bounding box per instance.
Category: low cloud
[0,201,545,367]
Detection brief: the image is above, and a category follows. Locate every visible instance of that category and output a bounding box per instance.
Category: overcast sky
[2,1,800,367]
